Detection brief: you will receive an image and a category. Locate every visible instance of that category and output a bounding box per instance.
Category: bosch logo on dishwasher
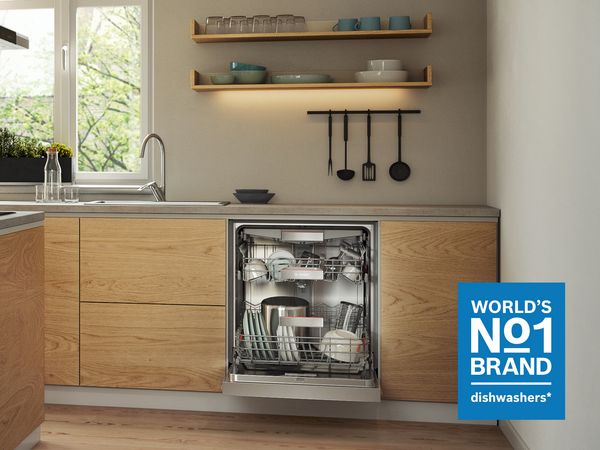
[458,283,565,420]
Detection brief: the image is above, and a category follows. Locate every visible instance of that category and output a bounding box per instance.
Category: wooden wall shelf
[191,13,432,43]
[190,66,432,91]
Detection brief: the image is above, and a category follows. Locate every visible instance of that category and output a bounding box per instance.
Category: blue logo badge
[458,282,565,420]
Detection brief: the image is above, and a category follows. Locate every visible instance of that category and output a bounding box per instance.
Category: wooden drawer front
[80,218,226,305]
[45,218,80,385]
[0,228,44,450]
[80,303,225,392]
[380,221,497,403]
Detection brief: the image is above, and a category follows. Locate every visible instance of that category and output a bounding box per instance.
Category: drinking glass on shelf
[218,17,229,34]
[252,15,271,33]
[275,14,295,32]
[294,16,306,32]
[229,16,249,34]
[270,16,277,32]
[205,16,223,34]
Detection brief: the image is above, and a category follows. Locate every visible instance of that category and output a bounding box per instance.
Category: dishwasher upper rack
[240,256,366,283]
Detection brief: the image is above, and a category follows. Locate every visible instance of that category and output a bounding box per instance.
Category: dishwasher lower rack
[233,303,372,375]
[234,333,371,375]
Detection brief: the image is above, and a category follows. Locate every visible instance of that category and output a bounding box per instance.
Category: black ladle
[337,112,355,181]
[389,111,411,181]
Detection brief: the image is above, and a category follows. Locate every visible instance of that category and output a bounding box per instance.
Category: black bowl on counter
[233,191,275,204]
[235,189,269,194]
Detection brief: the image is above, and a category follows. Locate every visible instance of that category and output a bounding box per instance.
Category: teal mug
[333,18,359,31]
[389,15,411,30]
[358,16,381,31]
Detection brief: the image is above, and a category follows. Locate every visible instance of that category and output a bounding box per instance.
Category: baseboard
[500,420,530,450]
[45,385,495,426]
[14,426,40,450]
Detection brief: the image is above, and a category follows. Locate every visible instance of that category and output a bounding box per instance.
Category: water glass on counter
[34,185,44,203]
[61,185,80,203]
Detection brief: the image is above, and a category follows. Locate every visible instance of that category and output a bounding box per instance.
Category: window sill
[0,183,149,195]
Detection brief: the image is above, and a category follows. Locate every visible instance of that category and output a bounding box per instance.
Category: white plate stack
[355,59,408,83]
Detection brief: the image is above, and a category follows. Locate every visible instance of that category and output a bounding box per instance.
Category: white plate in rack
[266,250,295,281]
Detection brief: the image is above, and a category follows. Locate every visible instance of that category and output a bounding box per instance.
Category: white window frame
[1,0,152,185]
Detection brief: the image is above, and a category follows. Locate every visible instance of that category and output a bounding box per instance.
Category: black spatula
[362,111,376,181]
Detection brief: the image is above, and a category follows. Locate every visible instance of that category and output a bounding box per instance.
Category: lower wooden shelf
[191,66,432,91]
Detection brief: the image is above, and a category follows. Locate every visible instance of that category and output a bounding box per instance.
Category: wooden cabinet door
[0,227,44,450]
[45,218,80,385]
[80,303,225,392]
[80,218,226,306]
[380,221,497,403]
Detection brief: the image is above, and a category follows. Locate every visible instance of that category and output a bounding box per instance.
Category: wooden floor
[35,405,512,450]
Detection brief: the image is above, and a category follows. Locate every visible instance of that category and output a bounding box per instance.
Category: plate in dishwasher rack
[266,250,295,281]
[242,310,252,352]
[276,325,289,361]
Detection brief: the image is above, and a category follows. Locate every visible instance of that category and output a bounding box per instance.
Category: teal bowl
[210,73,235,85]
[233,70,267,84]
[230,61,267,71]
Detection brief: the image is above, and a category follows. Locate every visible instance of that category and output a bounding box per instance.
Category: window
[0,7,54,143]
[0,0,150,183]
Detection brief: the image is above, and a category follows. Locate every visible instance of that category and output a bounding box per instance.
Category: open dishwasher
[223,221,380,402]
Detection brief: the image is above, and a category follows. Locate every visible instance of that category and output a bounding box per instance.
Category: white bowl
[355,70,409,83]
[367,59,403,71]
[319,329,365,363]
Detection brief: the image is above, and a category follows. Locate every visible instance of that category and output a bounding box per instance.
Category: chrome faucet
[138,133,166,201]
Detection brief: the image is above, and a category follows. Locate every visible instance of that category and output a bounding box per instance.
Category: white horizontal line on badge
[471,382,552,386]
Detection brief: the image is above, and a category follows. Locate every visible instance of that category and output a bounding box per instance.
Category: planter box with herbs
[0,128,73,183]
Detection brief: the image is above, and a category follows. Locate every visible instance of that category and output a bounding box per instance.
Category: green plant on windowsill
[0,127,73,159]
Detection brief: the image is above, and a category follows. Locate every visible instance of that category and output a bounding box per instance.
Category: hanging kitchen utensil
[337,112,355,181]
[327,110,333,176]
[389,110,411,181]
[362,110,376,181]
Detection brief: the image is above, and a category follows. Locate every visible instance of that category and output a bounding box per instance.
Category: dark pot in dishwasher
[261,296,309,337]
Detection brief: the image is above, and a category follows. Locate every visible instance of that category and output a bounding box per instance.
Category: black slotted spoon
[337,111,355,181]
[362,110,376,181]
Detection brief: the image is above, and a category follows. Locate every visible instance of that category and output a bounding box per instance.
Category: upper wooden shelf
[191,13,432,43]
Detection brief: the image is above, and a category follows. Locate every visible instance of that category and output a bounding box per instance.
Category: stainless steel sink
[84,200,229,206]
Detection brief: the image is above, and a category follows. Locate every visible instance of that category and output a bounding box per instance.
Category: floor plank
[35,405,512,450]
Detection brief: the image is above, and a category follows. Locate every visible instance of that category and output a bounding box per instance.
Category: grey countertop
[0,201,499,218]
[0,211,44,232]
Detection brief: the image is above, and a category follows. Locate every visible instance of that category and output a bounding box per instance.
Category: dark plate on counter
[235,189,269,194]
[233,192,275,204]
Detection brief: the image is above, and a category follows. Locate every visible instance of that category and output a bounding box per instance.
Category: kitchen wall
[154,0,486,204]
[487,1,600,449]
